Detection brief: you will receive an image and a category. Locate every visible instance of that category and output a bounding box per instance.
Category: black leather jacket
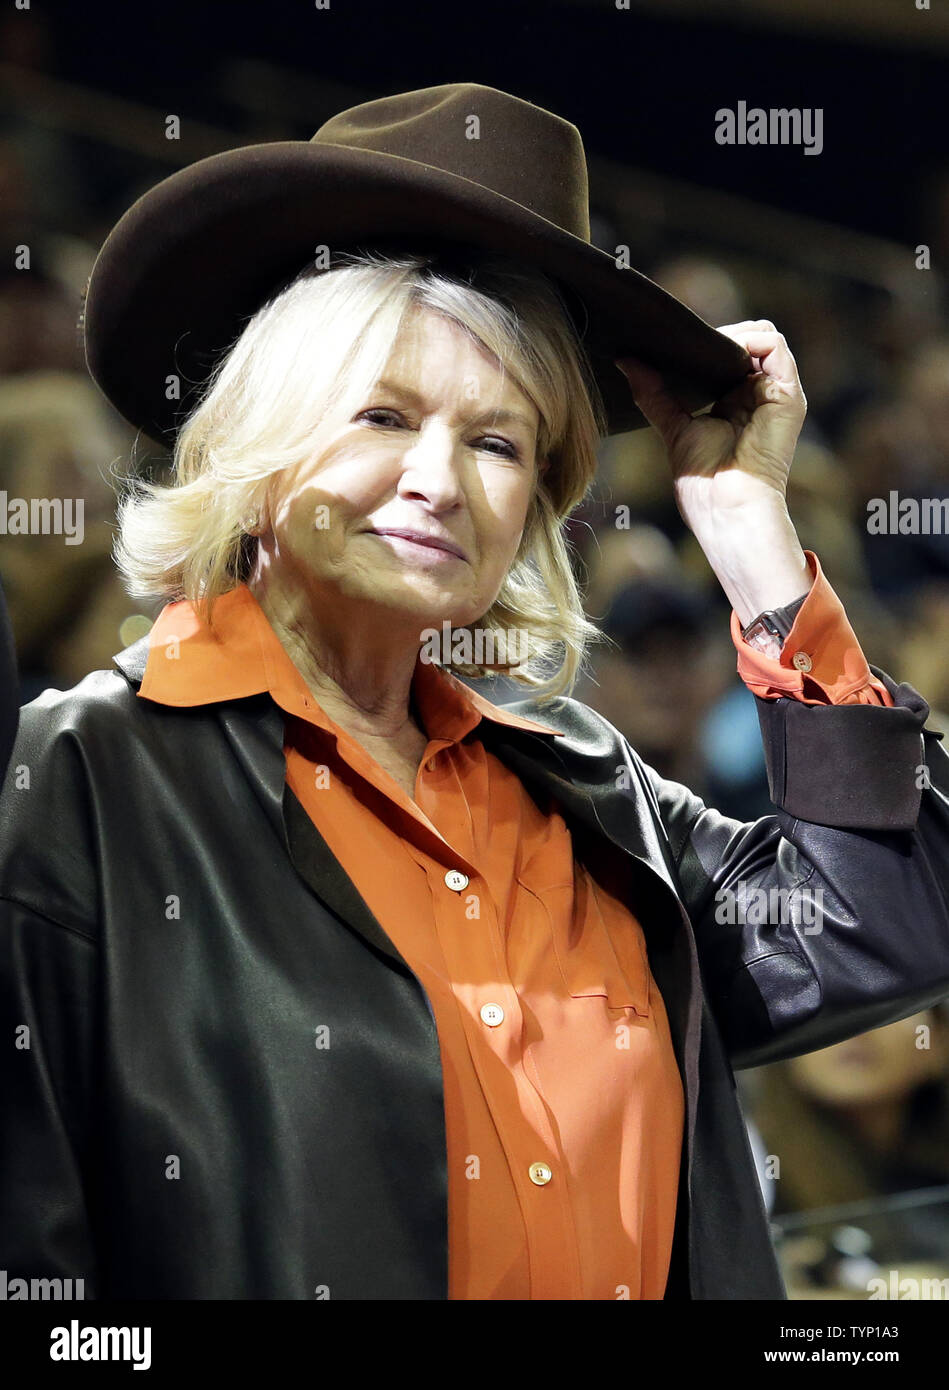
[1,635,948,1300]
[0,579,17,786]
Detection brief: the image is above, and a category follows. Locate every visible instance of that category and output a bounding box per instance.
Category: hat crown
[311,82,591,241]
[83,81,751,444]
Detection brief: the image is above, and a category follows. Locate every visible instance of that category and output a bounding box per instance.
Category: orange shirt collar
[731,549,876,703]
[137,583,561,740]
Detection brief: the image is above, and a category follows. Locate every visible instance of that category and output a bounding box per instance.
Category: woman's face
[259,306,544,633]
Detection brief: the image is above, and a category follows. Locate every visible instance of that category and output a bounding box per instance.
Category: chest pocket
[516,831,651,1017]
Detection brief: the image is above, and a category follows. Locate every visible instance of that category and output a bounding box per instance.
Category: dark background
[15,0,944,242]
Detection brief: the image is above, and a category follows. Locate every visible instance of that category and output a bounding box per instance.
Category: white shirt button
[528,1162,553,1186]
[480,1003,505,1027]
[792,650,813,673]
[444,869,469,892]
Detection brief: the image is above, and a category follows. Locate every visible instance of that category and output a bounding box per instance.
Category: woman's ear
[241,494,272,539]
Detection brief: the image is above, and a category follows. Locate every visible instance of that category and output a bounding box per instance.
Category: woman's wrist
[693,504,812,629]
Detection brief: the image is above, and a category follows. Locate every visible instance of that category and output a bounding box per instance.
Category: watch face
[743,620,784,658]
[744,614,785,641]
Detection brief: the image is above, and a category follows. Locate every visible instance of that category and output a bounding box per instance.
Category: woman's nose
[396,427,466,508]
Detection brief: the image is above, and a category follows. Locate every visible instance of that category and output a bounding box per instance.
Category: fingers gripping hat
[82,81,751,445]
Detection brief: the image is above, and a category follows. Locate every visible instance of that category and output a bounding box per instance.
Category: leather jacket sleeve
[0,578,17,785]
[0,900,99,1291]
[0,688,103,1294]
[640,665,949,1071]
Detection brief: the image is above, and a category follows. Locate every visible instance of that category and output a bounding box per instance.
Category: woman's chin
[359,581,483,630]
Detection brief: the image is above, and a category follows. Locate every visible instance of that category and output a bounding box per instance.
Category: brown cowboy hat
[82,81,751,445]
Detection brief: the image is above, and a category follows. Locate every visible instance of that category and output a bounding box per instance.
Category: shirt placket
[412,749,584,1300]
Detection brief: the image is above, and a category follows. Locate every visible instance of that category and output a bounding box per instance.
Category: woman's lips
[369,531,467,563]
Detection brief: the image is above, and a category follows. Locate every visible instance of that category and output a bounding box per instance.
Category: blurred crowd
[3,10,949,1300]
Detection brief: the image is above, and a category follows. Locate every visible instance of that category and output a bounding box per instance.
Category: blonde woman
[1,84,948,1302]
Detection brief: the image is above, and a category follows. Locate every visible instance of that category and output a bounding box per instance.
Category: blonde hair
[114,247,609,699]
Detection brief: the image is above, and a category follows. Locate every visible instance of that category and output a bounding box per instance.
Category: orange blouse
[136,547,889,1299]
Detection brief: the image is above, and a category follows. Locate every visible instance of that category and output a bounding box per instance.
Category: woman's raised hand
[615,321,807,538]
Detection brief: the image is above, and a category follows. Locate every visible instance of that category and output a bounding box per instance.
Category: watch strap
[741,589,809,644]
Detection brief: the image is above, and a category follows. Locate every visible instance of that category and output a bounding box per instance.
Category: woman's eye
[358,412,518,460]
[359,408,403,426]
[477,436,519,459]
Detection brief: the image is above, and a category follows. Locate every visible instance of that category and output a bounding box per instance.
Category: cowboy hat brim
[82,140,752,445]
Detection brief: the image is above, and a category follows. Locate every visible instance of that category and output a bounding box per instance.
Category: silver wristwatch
[740,591,809,658]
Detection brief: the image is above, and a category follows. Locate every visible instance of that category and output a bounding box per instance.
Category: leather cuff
[752,665,941,830]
